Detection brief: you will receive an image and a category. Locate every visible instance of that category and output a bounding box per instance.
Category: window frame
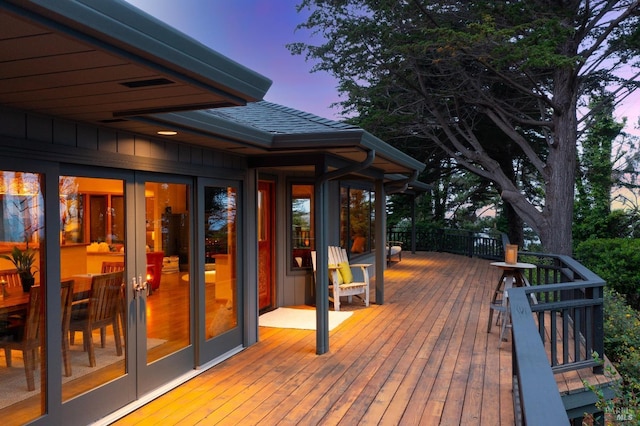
[288,180,315,271]
[340,182,375,258]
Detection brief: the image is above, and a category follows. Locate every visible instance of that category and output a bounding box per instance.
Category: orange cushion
[351,236,366,253]
[338,261,353,284]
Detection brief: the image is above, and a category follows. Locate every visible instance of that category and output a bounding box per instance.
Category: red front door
[258,181,275,312]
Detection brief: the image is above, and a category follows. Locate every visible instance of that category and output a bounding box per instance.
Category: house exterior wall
[264,171,379,309]
[0,106,259,423]
[0,108,247,174]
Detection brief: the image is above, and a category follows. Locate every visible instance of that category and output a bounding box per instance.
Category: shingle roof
[202,101,359,135]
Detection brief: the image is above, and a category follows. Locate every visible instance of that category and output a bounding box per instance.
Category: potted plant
[0,245,37,292]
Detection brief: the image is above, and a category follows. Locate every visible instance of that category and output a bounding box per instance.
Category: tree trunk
[505,202,524,247]
[538,67,578,256]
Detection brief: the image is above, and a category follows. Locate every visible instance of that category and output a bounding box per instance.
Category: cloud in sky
[125,0,343,120]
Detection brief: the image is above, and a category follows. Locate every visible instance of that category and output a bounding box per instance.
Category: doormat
[0,336,166,410]
[259,307,352,331]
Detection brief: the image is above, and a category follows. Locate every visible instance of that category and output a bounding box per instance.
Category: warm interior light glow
[157,130,177,136]
[505,244,518,264]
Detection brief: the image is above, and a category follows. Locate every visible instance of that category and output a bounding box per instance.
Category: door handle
[132,275,148,298]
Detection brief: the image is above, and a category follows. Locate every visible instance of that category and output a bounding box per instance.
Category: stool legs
[488,272,507,333]
[488,272,516,346]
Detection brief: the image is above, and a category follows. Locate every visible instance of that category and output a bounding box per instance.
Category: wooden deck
[112,252,608,425]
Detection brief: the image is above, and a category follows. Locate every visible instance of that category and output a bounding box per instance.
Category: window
[204,185,238,339]
[59,176,125,245]
[0,170,45,420]
[340,185,375,256]
[291,184,314,269]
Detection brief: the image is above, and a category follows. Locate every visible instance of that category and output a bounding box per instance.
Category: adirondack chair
[311,246,371,311]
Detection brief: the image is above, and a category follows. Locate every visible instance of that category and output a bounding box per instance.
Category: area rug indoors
[259,307,352,331]
[0,335,166,409]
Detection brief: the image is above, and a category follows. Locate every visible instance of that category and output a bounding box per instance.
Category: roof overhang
[139,105,427,183]
[0,0,271,126]
[0,2,427,193]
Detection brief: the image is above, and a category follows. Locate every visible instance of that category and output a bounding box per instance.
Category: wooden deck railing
[387,228,505,259]
[389,229,606,425]
[510,253,605,425]
[509,288,568,425]
[518,253,605,374]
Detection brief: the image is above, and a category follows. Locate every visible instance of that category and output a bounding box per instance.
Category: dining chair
[100,261,126,346]
[0,269,26,323]
[0,269,21,289]
[101,261,125,273]
[0,285,42,391]
[60,279,74,377]
[69,272,124,367]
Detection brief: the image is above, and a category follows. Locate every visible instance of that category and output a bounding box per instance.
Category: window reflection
[205,186,238,339]
[291,184,314,268]
[146,182,190,362]
[340,186,375,256]
[59,176,127,403]
[59,176,125,246]
[0,170,45,421]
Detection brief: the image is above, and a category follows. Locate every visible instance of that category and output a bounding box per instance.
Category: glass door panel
[143,182,191,363]
[0,170,45,423]
[59,176,126,402]
[204,186,238,339]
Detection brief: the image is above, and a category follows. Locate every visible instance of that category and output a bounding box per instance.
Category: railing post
[592,285,605,374]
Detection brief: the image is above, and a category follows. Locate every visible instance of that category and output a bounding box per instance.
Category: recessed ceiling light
[157,130,177,136]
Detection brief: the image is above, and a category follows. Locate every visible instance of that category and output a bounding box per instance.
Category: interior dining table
[0,275,94,317]
[0,288,30,317]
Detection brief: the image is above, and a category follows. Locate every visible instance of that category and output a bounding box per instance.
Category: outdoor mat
[259,307,352,331]
[0,335,166,409]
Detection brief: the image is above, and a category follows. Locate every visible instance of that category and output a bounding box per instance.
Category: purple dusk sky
[125,0,638,135]
[125,0,344,120]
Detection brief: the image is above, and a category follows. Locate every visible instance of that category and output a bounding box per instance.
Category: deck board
[112,252,612,425]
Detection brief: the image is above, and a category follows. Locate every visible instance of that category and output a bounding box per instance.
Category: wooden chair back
[0,268,21,289]
[60,279,74,377]
[0,285,42,390]
[69,271,124,367]
[89,271,124,327]
[21,285,42,342]
[101,261,125,273]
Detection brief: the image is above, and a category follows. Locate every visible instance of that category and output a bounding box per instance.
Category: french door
[58,169,195,422]
[0,163,245,424]
[133,173,194,394]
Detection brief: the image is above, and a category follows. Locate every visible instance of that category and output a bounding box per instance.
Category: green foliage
[584,291,640,425]
[584,351,640,426]
[574,209,640,242]
[575,238,640,309]
[603,288,640,384]
[292,0,640,255]
[0,245,37,280]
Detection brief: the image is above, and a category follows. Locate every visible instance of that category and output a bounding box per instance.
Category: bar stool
[488,261,536,344]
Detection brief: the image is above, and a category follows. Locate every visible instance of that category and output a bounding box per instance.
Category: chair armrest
[350,263,372,269]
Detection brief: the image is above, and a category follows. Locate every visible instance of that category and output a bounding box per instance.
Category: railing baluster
[563,308,570,364]
[550,309,557,366]
[573,308,584,362]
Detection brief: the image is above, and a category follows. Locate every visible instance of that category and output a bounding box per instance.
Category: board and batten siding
[0,107,248,177]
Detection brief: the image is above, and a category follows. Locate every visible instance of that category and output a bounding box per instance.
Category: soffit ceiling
[0,5,265,127]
